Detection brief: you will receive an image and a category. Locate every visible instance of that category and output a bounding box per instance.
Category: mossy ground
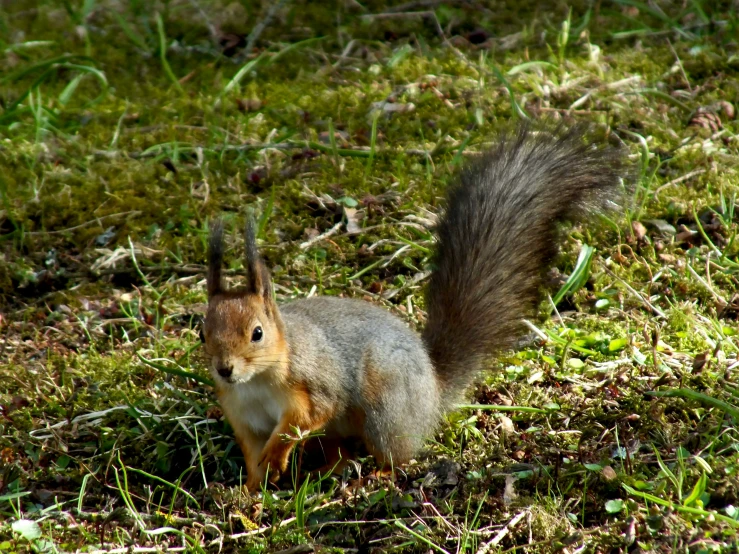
[2,1,739,552]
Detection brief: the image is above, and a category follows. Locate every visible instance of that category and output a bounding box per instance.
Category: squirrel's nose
[216,363,233,378]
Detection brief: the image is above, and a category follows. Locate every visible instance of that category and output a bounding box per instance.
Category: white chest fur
[218,376,286,437]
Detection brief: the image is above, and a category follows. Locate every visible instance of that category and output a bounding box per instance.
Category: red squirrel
[201,123,625,490]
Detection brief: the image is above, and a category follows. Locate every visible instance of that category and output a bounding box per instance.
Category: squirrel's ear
[244,218,273,306]
[207,219,225,298]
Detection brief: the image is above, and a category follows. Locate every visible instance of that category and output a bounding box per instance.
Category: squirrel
[201,122,626,491]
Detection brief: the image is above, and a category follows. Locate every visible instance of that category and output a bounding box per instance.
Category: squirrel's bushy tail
[423,122,626,407]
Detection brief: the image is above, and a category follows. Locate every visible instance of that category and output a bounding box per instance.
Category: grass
[1,0,739,552]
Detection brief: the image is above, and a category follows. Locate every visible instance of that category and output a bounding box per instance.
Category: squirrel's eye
[199,327,206,343]
[251,326,263,342]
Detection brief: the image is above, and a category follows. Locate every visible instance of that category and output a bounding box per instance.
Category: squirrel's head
[201,219,288,386]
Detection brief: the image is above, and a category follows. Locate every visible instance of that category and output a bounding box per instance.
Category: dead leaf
[318,130,349,146]
[303,228,319,241]
[643,219,676,236]
[692,351,709,373]
[632,221,647,240]
[503,474,518,505]
[235,97,262,112]
[623,516,636,546]
[369,101,416,120]
[498,415,515,437]
[675,224,697,243]
[719,293,739,319]
[344,207,363,235]
[688,107,722,132]
[713,100,735,120]
[622,6,639,17]
[429,459,460,486]
[601,465,618,482]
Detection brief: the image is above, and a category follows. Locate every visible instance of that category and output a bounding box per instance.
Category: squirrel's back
[280,296,432,393]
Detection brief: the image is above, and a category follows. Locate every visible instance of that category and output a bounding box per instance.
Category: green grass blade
[456,404,552,414]
[0,54,94,84]
[623,484,739,527]
[136,351,215,387]
[550,244,595,310]
[113,12,151,53]
[647,388,739,420]
[127,467,201,509]
[490,64,529,120]
[155,13,183,93]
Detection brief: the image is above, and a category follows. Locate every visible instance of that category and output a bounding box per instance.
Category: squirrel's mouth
[216,371,256,386]
[212,371,235,385]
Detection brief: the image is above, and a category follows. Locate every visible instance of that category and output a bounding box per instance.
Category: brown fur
[302,436,354,474]
[360,361,390,407]
[231,423,266,491]
[203,291,289,384]
[257,383,335,483]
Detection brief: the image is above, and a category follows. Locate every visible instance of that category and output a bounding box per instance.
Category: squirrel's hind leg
[358,348,441,471]
[306,437,355,477]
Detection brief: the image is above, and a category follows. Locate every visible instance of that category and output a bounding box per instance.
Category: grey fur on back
[422,122,625,407]
[281,297,440,463]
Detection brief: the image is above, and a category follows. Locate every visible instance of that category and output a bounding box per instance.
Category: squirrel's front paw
[252,461,282,486]
[245,473,264,492]
[258,447,289,484]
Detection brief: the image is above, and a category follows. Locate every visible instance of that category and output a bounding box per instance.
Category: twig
[381,270,430,299]
[29,406,150,438]
[89,546,190,554]
[604,267,667,319]
[243,0,290,60]
[122,124,242,141]
[686,263,727,306]
[333,39,359,68]
[25,211,142,236]
[359,10,466,60]
[386,0,463,12]
[65,508,206,526]
[89,263,208,277]
[476,510,528,554]
[652,168,706,196]
[521,319,549,342]
[187,0,218,42]
[360,10,434,20]
[214,517,297,543]
[569,75,642,110]
[537,107,610,115]
[93,141,456,161]
[299,221,343,250]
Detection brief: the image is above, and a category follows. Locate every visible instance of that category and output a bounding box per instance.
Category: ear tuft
[207,219,225,298]
[244,217,273,304]
[244,216,259,278]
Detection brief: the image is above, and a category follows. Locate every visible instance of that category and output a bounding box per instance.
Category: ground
[1,1,739,552]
